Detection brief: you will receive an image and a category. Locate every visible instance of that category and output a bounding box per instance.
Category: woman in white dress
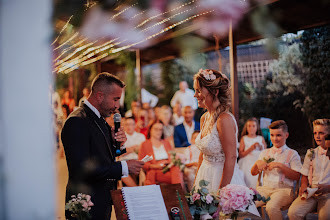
[192,69,259,216]
[238,117,266,188]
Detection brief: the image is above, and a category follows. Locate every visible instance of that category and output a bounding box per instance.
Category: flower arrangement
[218,184,270,220]
[198,68,216,80]
[307,148,315,160]
[162,151,186,173]
[263,156,275,164]
[185,180,220,220]
[65,193,94,220]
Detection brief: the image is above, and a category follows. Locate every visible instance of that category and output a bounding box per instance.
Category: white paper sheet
[122,185,169,220]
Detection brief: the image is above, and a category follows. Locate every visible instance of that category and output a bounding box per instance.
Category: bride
[193,69,259,216]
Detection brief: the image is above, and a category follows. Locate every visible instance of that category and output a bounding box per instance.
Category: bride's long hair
[194,69,231,127]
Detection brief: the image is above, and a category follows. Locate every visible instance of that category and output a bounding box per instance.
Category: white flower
[198,68,216,80]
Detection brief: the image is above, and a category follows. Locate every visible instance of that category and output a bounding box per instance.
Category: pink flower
[85,195,91,201]
[205,194,214,204]
[81,201,88,209]
[219,184,254,214]
[88,201,94,207]
[192,193,201,202]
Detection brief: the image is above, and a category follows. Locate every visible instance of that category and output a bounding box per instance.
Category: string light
[54,0,215,74]
[53,32,79,51]
[110,3,138,21]
[140,5,200,33]
[135,0,198,29]
[54,38,89,61]
[52,15,74,45]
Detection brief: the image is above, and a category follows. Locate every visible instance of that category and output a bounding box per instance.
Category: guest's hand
[252,142,260,150]
[150,163,167,169]
[112,126,127,146]
[267,162,282,171]
[299,184,308,196]
[127,160,144,175]
[316,184,330,195]
[256,160,267,172]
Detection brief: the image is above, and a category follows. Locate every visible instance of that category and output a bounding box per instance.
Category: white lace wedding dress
[194,112,259,216]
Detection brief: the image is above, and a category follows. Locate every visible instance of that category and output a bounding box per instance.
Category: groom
[61,72,144,220]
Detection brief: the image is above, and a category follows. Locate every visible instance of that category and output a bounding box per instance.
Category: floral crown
[198,68,216,80]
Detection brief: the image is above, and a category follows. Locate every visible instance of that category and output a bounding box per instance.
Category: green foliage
[299,25,330,120]
[160,59,194,105]
[238,82,257,128]
[266,43,304,96]
[115,51,137,110]
[55,73,69,91]
[238,42,312,151]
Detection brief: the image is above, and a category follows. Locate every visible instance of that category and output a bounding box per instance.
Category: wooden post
[229,21,239,123]
[136,49,142,101]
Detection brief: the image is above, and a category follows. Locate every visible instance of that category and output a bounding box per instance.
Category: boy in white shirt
[288,119,330,220]
[251,120,302,220]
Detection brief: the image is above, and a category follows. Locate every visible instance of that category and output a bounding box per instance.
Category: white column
[0,0,55,219]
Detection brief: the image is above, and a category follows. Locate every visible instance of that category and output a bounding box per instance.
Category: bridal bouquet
[162,151,186,173]
[218,184,270,220]
[186,180,220,220]
[65,193,94,220]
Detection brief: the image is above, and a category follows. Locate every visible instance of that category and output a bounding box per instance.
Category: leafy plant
[185,180,220,220]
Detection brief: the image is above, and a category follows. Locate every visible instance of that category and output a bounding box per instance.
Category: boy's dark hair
[268,120,288,133]
[325,134,330,141]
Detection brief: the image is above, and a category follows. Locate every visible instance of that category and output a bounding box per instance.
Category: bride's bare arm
[193,113,206,185]
[194,152,203,185]
[217,113,237,189]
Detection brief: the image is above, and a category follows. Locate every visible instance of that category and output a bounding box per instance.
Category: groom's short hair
[268,120,288,133]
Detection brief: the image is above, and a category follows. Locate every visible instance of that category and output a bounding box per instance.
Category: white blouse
[152,144,168,161]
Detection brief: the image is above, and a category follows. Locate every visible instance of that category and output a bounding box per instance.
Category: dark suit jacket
[61,103,126,220]
[174,121,200,148]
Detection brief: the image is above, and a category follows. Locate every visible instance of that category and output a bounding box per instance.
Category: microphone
[113,113,122,155]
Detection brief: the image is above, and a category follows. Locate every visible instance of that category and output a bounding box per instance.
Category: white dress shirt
[119,132,146,161]
[84,100,129,177]
[300,146,330,188]
[183,121,195,144]
[258,144,302,188]
[141,88,159,107]
[170,88,197,110]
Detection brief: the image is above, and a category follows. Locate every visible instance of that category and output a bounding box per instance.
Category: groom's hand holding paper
[126,160,144,175]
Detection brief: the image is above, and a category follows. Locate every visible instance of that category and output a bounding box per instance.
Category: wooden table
[111,184,192,220]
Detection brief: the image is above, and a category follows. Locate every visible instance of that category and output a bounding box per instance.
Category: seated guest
[159,105,175,144]
[251,120,302,220]
[173,102,184,125]
[118,117,146,186]
[238,117,266,188]
[288,119,330,220]
[138,120,183,187]
[174,106,200,148]
[184,131,200,191]
[125,100,141,120]
[120,117,146,161]
[135,108,149,137]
